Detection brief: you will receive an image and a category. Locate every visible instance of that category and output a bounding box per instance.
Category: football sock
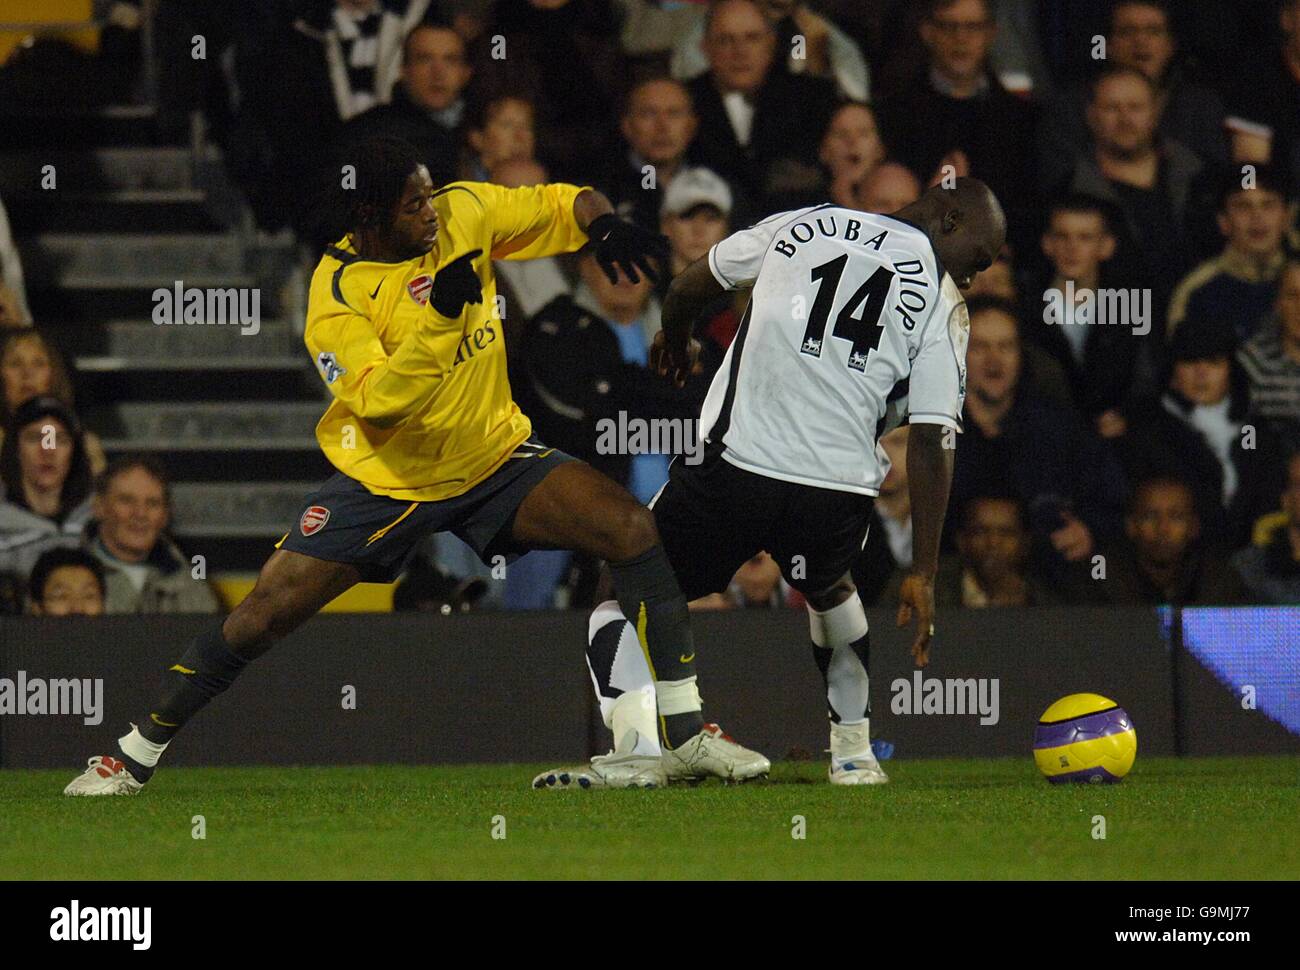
[609,545,704,748]
[654,677,703,749]
[809,596,872,725]
[136,624,250,748]
[586,602,661,757]
[116,724,168,783]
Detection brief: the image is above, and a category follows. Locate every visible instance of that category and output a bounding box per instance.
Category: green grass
[2,757,1297,879]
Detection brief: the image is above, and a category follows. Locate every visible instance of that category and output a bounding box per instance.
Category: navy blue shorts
[277,438,576,583]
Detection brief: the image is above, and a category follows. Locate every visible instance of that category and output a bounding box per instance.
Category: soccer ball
[1033,693,1137,784]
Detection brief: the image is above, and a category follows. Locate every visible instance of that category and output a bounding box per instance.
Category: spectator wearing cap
[671,0,870,103]
[875,0,1037,255]
[601,76,701,234]
[1239,258,1300,450]
[1091,477,1249,605]
[1026,195,1157,437]
[27,547,105,617]
[1167,168,1292,343]
[1063,65,1205,314]
[335,21,471,187]
[951,297,1127,576]
[660,167,733,280]
[1038,0,1228,194]
[685,0,837,216]
[853,161,922,215]
[1,329,106,474]
[0,397,94,583]
[820,102,888,209]
[84,457,220,615]
[659,168,741,380]
[1232,451,1300,604]
[1116,317,1284,547]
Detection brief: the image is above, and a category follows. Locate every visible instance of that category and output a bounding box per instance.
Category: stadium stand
[0,0,1297,616]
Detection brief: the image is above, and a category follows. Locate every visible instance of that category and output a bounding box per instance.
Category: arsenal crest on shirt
[299,505,330,536]
[407,274,433,305]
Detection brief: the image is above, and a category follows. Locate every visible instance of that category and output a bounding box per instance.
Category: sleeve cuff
[908,412,963,433]
[707,245,737,290]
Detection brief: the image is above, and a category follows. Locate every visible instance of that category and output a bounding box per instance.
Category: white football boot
[532,753,666,790]
[533,729,667,790]
[63,756,145,796]
[828,721,889,785]
[662,723,771,783]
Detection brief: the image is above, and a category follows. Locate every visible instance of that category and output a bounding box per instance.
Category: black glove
[587,214,670,285]
[430,249,483,318]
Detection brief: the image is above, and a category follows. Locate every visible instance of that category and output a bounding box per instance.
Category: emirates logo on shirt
[407,274,433,305]
[299,506,330,536]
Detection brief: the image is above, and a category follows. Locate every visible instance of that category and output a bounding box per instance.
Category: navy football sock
[137,624,250,745]
[609,545,704,747]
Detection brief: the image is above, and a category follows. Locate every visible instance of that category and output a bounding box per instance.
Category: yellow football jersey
[304,180,591,501]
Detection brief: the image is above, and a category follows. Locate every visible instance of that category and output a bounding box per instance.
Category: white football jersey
[701,204,969,496]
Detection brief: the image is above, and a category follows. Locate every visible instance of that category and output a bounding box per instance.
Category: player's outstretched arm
[651,257,720,387]
[575,189,670,285]
[898,423,954,667]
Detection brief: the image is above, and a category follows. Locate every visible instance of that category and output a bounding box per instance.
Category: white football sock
[587,600,662,756]
[610,689,661,757]
[119,723,169,768]
[809,596,872,728]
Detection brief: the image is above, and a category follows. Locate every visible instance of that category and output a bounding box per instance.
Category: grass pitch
[2,757,1296,880]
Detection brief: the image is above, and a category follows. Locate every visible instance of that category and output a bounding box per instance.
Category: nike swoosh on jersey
[370,279,384,299]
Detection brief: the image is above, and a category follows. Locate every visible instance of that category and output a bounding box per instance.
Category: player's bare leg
[806,573,888,785]
[64,552,360,795]
[514,461,768,787]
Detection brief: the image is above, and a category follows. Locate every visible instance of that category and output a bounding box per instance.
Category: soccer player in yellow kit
[64,138,764,795]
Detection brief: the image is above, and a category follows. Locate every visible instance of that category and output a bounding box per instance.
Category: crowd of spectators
[3,0,1300,611]
[0,306,226,615]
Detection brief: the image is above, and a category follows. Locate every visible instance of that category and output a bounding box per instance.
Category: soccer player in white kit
[536,178,1006,789]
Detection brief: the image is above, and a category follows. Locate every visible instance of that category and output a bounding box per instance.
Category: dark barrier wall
[0,608,1294,769]
[688,607,1178,761]
[0,614,594,770]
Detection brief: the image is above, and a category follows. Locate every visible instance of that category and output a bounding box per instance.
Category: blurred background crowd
[1,0,1299,617]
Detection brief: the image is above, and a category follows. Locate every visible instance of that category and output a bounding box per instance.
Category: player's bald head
[901,177,1006,289]
[924,177,1006,245]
